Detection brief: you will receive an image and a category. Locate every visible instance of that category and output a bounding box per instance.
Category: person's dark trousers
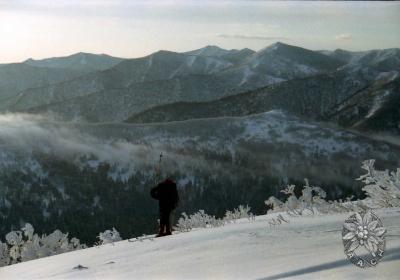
[158,209,172,236]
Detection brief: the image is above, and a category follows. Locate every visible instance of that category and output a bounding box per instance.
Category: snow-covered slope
[2,111,399,244]
[1,208,399,280]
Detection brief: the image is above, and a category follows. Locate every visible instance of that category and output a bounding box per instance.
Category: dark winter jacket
[150,178,179,211]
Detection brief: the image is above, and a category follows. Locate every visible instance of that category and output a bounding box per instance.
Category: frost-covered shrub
[358,159,400,208]
[97,228,122,245]
[223,205,255,223]
[176,206,254,232]
[175,210,223,232]
[0,223,86,267]
[265,179,362,216]
[263,159,400,215]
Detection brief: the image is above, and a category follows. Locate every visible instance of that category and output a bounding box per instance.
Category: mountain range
[1,42,398,137]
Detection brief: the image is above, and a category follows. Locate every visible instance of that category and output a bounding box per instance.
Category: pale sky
[0,0,399,63]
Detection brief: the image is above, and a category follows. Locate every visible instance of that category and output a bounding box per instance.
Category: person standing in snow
[150,178,179,237]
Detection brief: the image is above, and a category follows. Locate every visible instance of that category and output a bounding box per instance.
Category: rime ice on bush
[223,205,254,223]
[175,210,222,232]
[265,179,363,216]
[175,206,254,232]
[358,159,400,208]
[265,160,400,216]
[0,223,86,267]
[97,228,122,245]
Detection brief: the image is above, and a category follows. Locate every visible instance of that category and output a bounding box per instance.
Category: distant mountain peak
[272,41,286,46]
[241,47,255,53]
[155,49,178,54]
[184,45,232,57]
[75,52,92,57]
[151,50,180,58]
[203,45,226,51]
[22,52,123,72]
[259,42,294,53]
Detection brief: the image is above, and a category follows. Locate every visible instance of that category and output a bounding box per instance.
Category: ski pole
[155,152,163,184]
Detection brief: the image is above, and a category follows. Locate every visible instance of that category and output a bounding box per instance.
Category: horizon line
[1,42,399,64]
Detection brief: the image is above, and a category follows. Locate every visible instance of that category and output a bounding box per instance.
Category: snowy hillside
[1,111,400,244]
[1,208,399,280]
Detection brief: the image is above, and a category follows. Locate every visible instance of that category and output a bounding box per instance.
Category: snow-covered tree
[358,159,400,208]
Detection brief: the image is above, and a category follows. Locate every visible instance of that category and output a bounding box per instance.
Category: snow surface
[1,208,399,280]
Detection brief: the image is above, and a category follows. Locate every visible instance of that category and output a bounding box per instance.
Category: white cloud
[334,34,352,41]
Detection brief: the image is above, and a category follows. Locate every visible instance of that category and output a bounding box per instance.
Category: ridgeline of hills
[0,53,122,106]
[24,52,124,72]
[126,70,400,135]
